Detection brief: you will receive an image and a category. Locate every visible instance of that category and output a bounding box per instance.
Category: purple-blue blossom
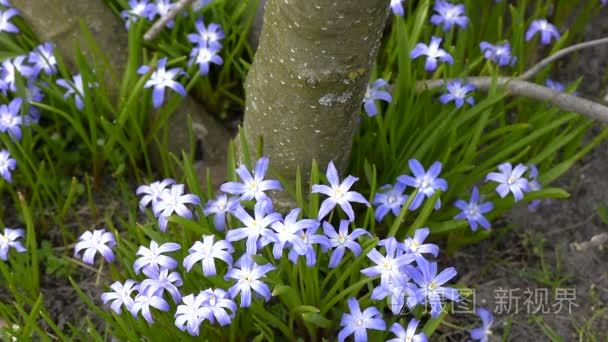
[188,19,225,46]
[0,98,23,141]
[0,8,19,33]
[470,307,495,342]
[227,200,281,255]
[387,320,428,342]
[136,178,176,211]
[401,227,439,258]
[138,57,187,108]
[56,74,87,111]
[189,44,223,76]
[101,280,139,314]
[153,184,201,232]
[373,183,407,222]
[121,0,156,29]
[439,80,475,108]
[390,0,405,16]
[203,193,239,231]
[527,164,542,211]
[183,235,233,276]
[287,225,330,266]
[28,43,57,76]
[155,0,175,28]
[175,292,213,336]
[338,297,386,342]
[370,269,418,314]
[324,220,370,268]
[411,36,454,72]
[312,161,370,222]
[485,162,529,202]
[225,254,275,308]
[199,288,237,326]
[480,41,517,67]
[221,156,283,202]
[430,0,469,31]
[0,57,36,94]
[133,240,181,276]
[408,256,460,318]
[397,159,448,210]
[130,291,170,324]
[454,186,494,231]
[362,79,392,117]
[525,19,560,45]
[269,208,317,259]
[0,227,25,260]
[74,229,116,265]
[361,239,414,285]
[0,149,16,183]
[140,267,183,304]
[24,81,44,125]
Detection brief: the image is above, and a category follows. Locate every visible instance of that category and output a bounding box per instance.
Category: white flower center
[209,295,216,306]
[409,240,419,251]
[507,175,516,185]
[387,195,397,204]
[355,319,364,327]
[337,234,346,244]
[197,49,212,63]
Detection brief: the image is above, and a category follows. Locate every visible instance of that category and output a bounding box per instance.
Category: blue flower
[525,19,560,45]
[74,229,116,265]
[430,0,469,31]
[138,57,187,108]
[154,184,201,232]
[56,74,88,111]
[227,200,282,255]
[130,291,170,324]
[0,8,19,33]
[121,0,157,29]
[397,159,448,210]
[312,161,370,222]
[155,0,176,28]
[387,320,428,342]
[0,57,36,94]
[136,178,176,212]
[479,41,517,67]
[470,307,495,342]
[485,162,529,202]
[198,288,237,326]
[133,240,181,276]
[401,228,439,258]
[188,19,225,46]
[546,79,565,92]
[287,225,330,266]
[370,270,417,315]
[221,156,283,202]
[203,193,240,231]
[338,297,386,342]
[361,240,414,286]
[373,183,407,222]
[362,79,392,117]
[454,186,493,231]
[0,227,25,260]
[324,220,370,268]
[409,256,460,318]
[175,293,213,336]
[269,208,318,259]
[24,81,44,125]
[390,0,405,16]
[101,280,139,314]
[28,43,57,76]
[439,80,475,108]
[183,235,233,276]
[140,267,183,304]
[225,254,275,308]
[0,149,16,182]
[0,98,22,140]
[410,36,454,72]
[189,44,223,76]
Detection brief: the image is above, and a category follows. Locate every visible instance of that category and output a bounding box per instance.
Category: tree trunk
[243,0,390,205]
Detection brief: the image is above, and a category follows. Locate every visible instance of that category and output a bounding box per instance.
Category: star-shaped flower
[74,229,116,265]
[324,220,370,268]
[362,79,392,117]
[133,240,181,276]
[0,227,25,260]
[183,235,233,276]
[225,254,275,308]
[485,162,529,202]
[220,156,283,202]
[411,36,454,72]
[454,186,493,231]
[338,297,386,342]
[138,57,187,108]
[397,159,448,210]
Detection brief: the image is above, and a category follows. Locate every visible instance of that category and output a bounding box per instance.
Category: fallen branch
[417,77,608,123]
[416,37,608,123]
[143,0,195,41]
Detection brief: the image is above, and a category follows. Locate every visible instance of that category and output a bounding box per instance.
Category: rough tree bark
[12,0,231,186]
[244,0,390,205]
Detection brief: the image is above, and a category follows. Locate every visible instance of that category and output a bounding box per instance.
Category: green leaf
[302,312,333,328]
